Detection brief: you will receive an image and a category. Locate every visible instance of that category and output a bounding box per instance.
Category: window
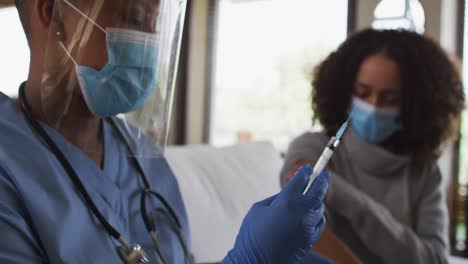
[209,0,348,151]
[0,7,29,97]
[372,0,425,34]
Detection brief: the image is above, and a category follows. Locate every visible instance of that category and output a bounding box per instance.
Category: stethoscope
[18,84,192,264]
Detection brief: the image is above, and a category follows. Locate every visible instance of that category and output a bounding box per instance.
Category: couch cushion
[165,142,282,263]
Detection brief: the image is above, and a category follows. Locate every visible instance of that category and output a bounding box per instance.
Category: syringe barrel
[315,147,333,173]
[303,146,334,195]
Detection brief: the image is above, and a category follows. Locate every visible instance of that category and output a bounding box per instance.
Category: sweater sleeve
[325,166,448,264]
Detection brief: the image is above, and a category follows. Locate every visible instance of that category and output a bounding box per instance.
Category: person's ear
[33,0,55,29]
[34,0,67,41]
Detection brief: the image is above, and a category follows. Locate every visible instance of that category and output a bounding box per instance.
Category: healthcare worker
[0,0,329,263]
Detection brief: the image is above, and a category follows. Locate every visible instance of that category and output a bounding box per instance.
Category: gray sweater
[280,128,449,264]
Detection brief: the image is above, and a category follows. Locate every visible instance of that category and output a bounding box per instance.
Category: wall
[0,0,13,7]
[184,0,212,144]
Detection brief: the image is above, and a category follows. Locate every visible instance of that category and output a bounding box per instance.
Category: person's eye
[382,93,402,105]
[120,11,145,27]
[125,16,156,33]
[353,87,370,99]
[128,16,144,27]
[355,91,368,98]
[353,82,371,97]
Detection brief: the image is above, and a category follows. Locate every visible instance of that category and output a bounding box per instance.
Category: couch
[165,142,468,264]
[166,142,282,263]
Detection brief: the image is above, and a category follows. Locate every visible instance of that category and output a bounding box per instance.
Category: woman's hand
[221,165,329,264]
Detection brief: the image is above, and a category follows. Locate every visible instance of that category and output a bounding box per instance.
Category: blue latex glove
[221,164,329,264]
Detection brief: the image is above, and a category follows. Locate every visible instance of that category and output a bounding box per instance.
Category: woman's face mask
[350,53,403,144]
[350,96,402,144]
[60,0,159,117]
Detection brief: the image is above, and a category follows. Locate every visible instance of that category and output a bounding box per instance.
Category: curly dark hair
[312,28,465,160]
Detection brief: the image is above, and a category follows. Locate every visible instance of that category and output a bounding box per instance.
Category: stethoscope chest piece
[118,244,149,264]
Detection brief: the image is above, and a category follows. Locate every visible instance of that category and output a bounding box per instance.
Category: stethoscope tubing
[18,84,191,264]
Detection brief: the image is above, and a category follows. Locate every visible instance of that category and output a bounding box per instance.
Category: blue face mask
[62,28,159,117]
[350,97,402,144]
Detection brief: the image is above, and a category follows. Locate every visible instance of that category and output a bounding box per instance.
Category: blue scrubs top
[0,93,191,263]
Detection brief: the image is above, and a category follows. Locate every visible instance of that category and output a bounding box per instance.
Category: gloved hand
[221,164,329,264]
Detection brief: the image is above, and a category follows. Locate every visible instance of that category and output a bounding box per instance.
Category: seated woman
[280,29,465,264]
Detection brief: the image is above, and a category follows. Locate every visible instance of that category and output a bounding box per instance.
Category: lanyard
[18,84,191,264]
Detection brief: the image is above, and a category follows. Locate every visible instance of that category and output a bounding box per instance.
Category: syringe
[302,116,351,195]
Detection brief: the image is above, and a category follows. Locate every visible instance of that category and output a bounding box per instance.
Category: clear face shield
[38,0,186,157]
